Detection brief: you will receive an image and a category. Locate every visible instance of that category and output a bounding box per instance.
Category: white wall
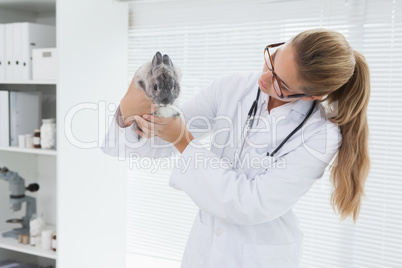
[57,0,128,267]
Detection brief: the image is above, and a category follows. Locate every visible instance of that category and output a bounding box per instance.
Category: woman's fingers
[134,115,152,137]
[133,114,191,145]
[143,114,165,125]
[140,115,166,130]
[134,128,147,138]
[134,115,163,137]
[134,114,179,140]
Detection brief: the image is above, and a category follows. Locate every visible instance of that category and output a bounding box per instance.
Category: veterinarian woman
[102,28,370,268]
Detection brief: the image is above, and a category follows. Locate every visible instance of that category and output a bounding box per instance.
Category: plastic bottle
[40,118,56,149]
[33,129,41,148]
[29,213,46,247]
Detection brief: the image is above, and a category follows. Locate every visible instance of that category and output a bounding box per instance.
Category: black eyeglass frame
[264,42,307,99]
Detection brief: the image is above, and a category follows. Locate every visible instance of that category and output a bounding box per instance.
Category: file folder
[9,91,41,147]
[0,24,5,80]
[0,90,10,147]
[12,23,23,80]
[20,23,56,80]
[5,23,13,80]
[5,22,56,81]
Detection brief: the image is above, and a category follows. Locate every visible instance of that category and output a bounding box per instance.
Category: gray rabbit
[133,51,181,137]
[134,51,181,118]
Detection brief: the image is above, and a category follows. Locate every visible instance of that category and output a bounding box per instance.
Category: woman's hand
[134,114,194,154]
[120,77,157,127]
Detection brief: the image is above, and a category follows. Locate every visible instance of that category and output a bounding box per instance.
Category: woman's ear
[301,95,323,101]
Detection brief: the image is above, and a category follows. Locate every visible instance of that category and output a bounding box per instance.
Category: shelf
[0,80,57,85]
[0,228,56,260]
[0,0,55,13]
[0,147,57,156]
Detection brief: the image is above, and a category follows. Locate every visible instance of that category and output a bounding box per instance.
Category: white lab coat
[101,72,341,268]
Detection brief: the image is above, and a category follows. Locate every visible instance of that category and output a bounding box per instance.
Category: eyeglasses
[264,42,307,99]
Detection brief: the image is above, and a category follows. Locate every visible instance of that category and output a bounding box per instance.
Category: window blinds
[126,0,402,267]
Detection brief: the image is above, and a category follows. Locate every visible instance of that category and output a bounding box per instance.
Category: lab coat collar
[263,93,293,117]
[292,99,315,115]
[263,92,314,116]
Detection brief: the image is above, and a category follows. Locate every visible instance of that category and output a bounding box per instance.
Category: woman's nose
[260,69,272,82]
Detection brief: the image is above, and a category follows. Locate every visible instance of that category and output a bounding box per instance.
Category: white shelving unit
[0,147,57,156]
[1,1,129,267]
[0,0,57,267]
[0,80,57,85]
[0,227,56,260]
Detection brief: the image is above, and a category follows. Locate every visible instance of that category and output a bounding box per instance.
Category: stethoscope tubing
[232,87,316,169]
[268,99,316,157]
[233,88,262,168]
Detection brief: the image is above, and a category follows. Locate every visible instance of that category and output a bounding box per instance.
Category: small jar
[30,234,37,246]
[29,213,37,246]
[41,229,53,250]
[40,118,56,149]
[22,234,30,245]
[18,134,26,148]
[25,134,34,148]
[29,213,46,247]
[33,129,41,148]
[18,234,23,243]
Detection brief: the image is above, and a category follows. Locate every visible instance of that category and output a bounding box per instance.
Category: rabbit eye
[154,84,158,91]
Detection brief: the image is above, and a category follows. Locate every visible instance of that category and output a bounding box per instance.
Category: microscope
[0,166,39,239]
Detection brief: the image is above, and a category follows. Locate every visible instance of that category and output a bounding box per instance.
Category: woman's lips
[259,78,268,90]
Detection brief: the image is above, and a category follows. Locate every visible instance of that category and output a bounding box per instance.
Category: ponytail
[326,51,371,222]
[291,29,371,222]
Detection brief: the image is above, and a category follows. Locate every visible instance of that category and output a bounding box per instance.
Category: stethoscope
[232,87,317,169]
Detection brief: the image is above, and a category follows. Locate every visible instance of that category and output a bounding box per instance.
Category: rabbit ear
[152,51,163,66]
[162,54,173,67]
[137,80,146,91]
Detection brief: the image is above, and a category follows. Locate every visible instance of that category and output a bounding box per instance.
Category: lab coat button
[215,228,223,237]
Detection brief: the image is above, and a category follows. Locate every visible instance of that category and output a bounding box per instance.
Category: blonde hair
[290,29,370,222]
